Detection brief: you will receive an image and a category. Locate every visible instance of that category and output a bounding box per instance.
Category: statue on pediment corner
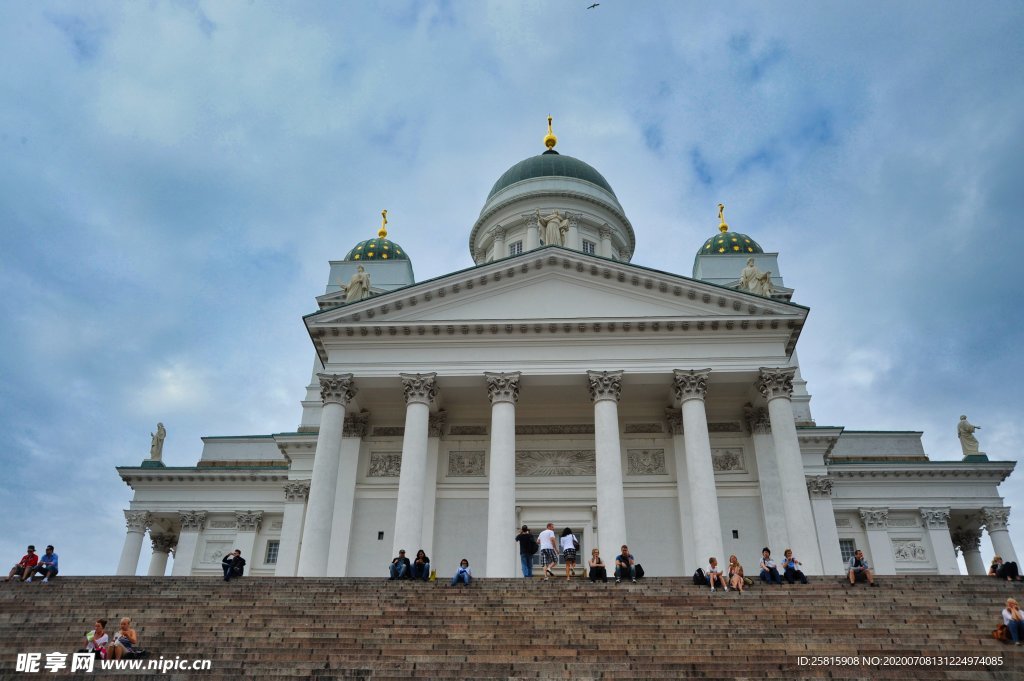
[342,265,372,303]
[149,422,166,461]
[739,257,773,297]
[957,415,983,456]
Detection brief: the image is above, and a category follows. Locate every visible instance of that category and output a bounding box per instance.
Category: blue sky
[1,1,1021,575]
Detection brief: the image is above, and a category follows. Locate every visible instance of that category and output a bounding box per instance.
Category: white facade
[116,141,1016,579]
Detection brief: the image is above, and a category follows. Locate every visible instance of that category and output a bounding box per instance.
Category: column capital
[982,506,1011,531]
[858,507,889,530]
[664,407,683,435]
[920,507,950,529]
[178,510,208,531]
[743,402,771,434]
[951,527,983,553]
[283,480,311,502]
[493,225,506,240]
[400,372,439,406]
[484,371,521,404]
[526,214,539,229]
[124,510,152,532]
[806,476,833,498]
[599,225,612,239]
[150,534,177,555]
[757,367,797,401]
[343,411,370,438]
[587,370,623,403]
[428,409,448,438]
[672,369,710,403]
[235,510,263,532]
[317,373,357,407]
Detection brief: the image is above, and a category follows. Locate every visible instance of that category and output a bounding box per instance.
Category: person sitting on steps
[782,549,808,584]
[615,545,636,584]
[221,550,246,581]
[989,555,1023,582]
[847,549,878,587]
[389,549,411,580]
[110,617,141,660]
[450,558,472,587]
[707,557,728,592]
[1003,598,1024,645]
[411,550,430,581]
[758,547,782,585]
[588,548,608,583]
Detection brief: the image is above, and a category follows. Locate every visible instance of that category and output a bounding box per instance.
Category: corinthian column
[392,373,438,557]
[588,370,628,561]
[297,373,356,577]
[806,476,844,574]
[758,367,821,574]
[147,534,176,576]
[951,527,986,575]
[172,511,206,576]
[485,372,520,577]
[665,408,697,571]
[920,508,958,575]
[116,511,151,576]
[673,369,723,568]
[983,507,1018,563]
[276,481,309,576]
[326,412,370,576]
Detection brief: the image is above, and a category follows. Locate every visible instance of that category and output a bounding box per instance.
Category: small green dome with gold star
[698,204,764,255]
[345,237,408,261]
[344,209,410,262]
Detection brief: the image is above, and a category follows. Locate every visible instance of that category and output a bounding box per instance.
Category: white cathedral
[116,120,1017,579]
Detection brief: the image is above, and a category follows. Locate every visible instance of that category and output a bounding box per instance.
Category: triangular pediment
[306,248,806,327]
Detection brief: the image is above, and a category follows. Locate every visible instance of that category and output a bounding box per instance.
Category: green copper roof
[699,231,763,255]
[344,237,409,262]
[487,150,616,199]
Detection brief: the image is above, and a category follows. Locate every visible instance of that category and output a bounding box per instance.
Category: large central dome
[487,149,617,200]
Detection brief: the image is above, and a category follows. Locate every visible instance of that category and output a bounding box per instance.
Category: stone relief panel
[200,541,232,564]
[449,425,488,436]
[516,450,596,476]
[626,449,667,475]
[516,425,594,435]
[448,451,485,477]
[892,540,928,562]
[711,448,746,473]
[835,518,852,527]
[624,423,663,434]
[367,452,402,477]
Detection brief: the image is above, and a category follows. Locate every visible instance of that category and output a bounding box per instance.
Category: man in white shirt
[537,523,558,581]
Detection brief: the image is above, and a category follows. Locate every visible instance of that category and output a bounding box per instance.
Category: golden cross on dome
[543,115,558,150]
[378,209,388,238]
[718,203,729,233]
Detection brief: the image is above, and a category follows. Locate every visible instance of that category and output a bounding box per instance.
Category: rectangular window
[582,240,596,255]
[508,241,523,256]
[264,540,280,565]
[838,539,857,563]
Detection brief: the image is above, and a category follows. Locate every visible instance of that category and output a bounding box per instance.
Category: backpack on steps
[692,568,706,585]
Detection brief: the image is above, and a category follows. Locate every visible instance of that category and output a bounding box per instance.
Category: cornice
[118,467,291,489]
[827,461,1015,483]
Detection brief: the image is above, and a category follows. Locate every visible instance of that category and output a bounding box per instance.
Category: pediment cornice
[304,250,807,364]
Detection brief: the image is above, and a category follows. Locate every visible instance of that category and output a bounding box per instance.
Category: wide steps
[1,576,1021,679]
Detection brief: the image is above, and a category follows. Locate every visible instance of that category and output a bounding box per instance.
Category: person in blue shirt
[450,558,472,587]
[782,548,808,584]
[26,545,58,583]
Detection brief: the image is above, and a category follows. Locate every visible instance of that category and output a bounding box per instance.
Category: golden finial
[717,203,729,233]
[378,209,388,238]
[543,115,558,150]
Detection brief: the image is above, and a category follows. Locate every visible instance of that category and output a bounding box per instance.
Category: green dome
[487,150,616,200]
[344,237,409,262]
[699,231,764,255]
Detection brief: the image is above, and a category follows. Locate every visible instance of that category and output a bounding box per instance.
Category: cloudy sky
[1,1,1021,575]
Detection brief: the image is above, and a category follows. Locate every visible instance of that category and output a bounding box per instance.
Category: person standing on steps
[515,525,536,578]
[560,527,579,581]
[538,523,558,581]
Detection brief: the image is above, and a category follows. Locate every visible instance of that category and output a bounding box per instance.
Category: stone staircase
[1,576,1021,680]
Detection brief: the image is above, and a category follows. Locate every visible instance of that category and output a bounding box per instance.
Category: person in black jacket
[222,550,246,581]
[389,549,411,580]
